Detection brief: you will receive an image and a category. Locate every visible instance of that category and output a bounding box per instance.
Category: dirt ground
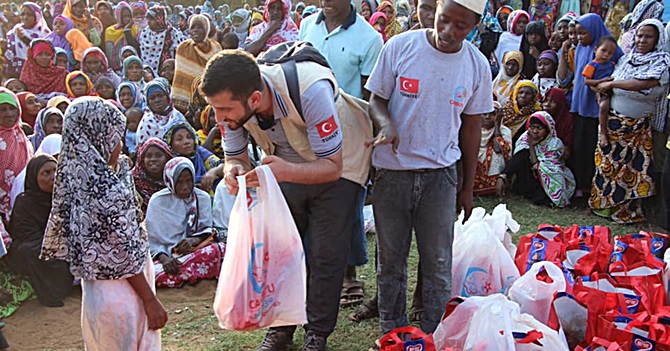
[3,280,220,351]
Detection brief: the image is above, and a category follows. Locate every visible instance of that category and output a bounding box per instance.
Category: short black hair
[596,35,617,48]
[200,50,263,102]
[221,32,240,49]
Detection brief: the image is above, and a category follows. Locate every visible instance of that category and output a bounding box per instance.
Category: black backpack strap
[280,60,304,121]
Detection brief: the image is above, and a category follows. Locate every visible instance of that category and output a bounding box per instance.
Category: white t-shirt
[365,29,494,170]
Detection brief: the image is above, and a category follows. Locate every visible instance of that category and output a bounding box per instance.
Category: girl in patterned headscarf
[4,2,52,78]
[131,0,148,30]
[42,97,166,349]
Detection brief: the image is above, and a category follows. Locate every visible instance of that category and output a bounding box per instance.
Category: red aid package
[213,165,307,331]
[515,233,565,275]
[564,225,611,246]
[379,326,436,351]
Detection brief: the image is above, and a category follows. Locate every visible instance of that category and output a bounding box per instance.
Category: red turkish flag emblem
[316,115,338,138]
[400,77,419,94]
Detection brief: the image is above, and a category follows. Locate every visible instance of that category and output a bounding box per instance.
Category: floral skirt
[589,110,655,224]
[154,242,226,288]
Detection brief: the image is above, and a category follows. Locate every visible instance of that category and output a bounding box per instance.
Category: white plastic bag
[213,165,307,331]
[508,261,566,326]
[452,205,520,297]
[433,294,569,351]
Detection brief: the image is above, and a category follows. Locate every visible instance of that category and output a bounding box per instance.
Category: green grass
[159,194,659,351]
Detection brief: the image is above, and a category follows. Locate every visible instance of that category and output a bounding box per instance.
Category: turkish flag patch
[400,77,420,94]
[316,115,338,138]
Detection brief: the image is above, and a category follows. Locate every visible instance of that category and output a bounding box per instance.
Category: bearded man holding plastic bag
[201,49,372,351]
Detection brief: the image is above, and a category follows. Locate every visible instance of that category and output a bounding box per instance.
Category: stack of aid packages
[382,205,670,351]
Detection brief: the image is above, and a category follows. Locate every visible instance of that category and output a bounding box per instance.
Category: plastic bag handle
[609,261,629,276]
[591,337,625,351]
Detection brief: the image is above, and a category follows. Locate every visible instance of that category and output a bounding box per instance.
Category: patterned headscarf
[147,5,167,30]
[163,156,195,195]
[42,97,148,280]
[507,9,529,34]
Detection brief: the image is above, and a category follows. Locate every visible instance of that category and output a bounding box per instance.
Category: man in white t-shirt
[365,0,493,334]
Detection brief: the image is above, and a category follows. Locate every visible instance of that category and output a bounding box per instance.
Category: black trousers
[505,149,551,206]
[572,116,599,190]
[279,178,359,336]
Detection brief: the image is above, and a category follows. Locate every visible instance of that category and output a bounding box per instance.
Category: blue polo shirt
[299,5,383,99]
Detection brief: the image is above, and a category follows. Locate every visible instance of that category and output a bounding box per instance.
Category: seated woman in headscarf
[245,0,298,57]
[136,79,187,145]
[145,157,225,288]
[376,0,401,41]
[10,134,62,214]
[520,21,549,79]
[122,55,146,91]
[18,39,68,99]
[494,10,529,67]
[116,81,145,113]
[118,44,140,67]
[47,95,71,114]
[497,111,575,207]
[172,15,222,112]
[3,79,28,95]
[139,5,186,75]
[475,102,512,196]
[131,137,172,213]
[230,9,251,49]
[104,1,140,71]
[542,87,573,161]
[94,76,117,100]
[493,51,523,106]
[61,0,102,45]
[501,80,541,141]
[81,47,122,88]
[0,88,33,220]
[163,121,221,188]
[4,2,52,78]
[46,15,93,68]
[16,92,42,128]
[65,70,95,99]
[9,154,73,307]
[29,107,63,150]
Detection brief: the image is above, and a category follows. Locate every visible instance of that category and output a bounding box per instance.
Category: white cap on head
[452,0,487,15]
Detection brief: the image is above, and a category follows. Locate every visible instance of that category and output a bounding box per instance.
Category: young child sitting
[581,36,618,147]
[497,111,575,207]
[221,32,240,50]
[124,106,142,161]
[531,50,559,98]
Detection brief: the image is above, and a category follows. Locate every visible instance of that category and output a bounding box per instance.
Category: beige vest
[243,62,372,186]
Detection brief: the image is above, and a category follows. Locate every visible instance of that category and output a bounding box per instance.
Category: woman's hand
[143,296,168,330]
[158,254,180,275]
[595,78,614,93]
[496,177,506,197]
[173,237,201,256]
[200,169,217,192]
[599,131,609,148]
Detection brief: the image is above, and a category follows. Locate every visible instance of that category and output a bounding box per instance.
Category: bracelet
[498,174,507,180]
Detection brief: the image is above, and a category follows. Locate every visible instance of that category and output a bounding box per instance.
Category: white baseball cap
[453,0,487,15]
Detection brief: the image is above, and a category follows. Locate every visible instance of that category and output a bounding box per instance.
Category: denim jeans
[347,186,368,266]
[373,166,457,333]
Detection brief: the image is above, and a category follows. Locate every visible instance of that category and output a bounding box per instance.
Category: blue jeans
[347,186,368,266]
[373,167,457,333]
